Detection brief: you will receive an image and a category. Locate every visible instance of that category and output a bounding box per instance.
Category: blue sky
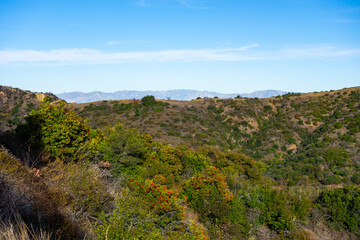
[0,0,359,94]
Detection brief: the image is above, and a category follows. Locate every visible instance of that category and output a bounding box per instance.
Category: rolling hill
[1,84,359,186]
[1,85,360,239]
[0,85,59,131]
[73,87,360,185]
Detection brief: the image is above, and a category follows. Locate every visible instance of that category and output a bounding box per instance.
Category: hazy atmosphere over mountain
[1,1,359,94]
[57,89,287,103]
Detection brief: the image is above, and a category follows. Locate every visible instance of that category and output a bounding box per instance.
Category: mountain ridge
[57,89,288,103]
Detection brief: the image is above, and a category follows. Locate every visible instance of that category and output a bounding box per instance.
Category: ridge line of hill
[56,89,288,103]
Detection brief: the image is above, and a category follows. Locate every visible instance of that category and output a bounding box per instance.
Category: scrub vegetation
[0,85,359,239]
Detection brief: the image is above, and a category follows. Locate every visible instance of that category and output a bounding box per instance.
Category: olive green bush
[99,124,147,176]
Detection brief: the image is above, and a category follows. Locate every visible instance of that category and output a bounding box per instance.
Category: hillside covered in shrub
[74,87,360,187]
[0,85,359,239]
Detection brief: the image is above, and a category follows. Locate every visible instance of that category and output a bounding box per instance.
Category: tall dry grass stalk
[0,217,52,240]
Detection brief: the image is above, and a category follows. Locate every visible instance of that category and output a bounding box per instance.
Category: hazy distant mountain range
[56,89,288,103]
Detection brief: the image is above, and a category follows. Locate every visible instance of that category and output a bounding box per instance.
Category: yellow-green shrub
[95,190,163,240]
[181,151,212,174]
[144,141,183,186]
[96,189,207,240]
[16,101,103,161]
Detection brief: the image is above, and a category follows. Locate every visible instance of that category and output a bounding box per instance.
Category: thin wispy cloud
[107,41,122,45]
[177,0,208,9]
[334,18,360,23]
[134,0,208,9]
[341,6,360,13]
[1,44,359,66]
[178,0,200,9]
[273,46,360,59]
[135,0,147,7]
[107,40,151,45]
[178,0,191,7]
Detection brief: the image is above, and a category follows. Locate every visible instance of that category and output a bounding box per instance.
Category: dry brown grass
[0,217,52,240]
[0,146,87,239]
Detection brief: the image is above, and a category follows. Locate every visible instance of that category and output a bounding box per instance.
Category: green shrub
[95,190,164,239]
[96,189,206,240]
[141,95,156,106]
[245,187,293,231]
[316,187,360,232]
[144,141,183,186]
[129,175,185,222]
[226,195,249,234]
[351,174,360,184]
[324,148,349,167]
[287,137,296,144]
[181,152,212,174]
[154,107,163,112]
[264,105,272,112]
[322,174,342,185]
[16,101,103,161]
[100,124,147,176]
[207,105,217,113]
[183,166,233,221]
[26,103,35,112]
[288,187,314,221]
[334,122,343,129]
